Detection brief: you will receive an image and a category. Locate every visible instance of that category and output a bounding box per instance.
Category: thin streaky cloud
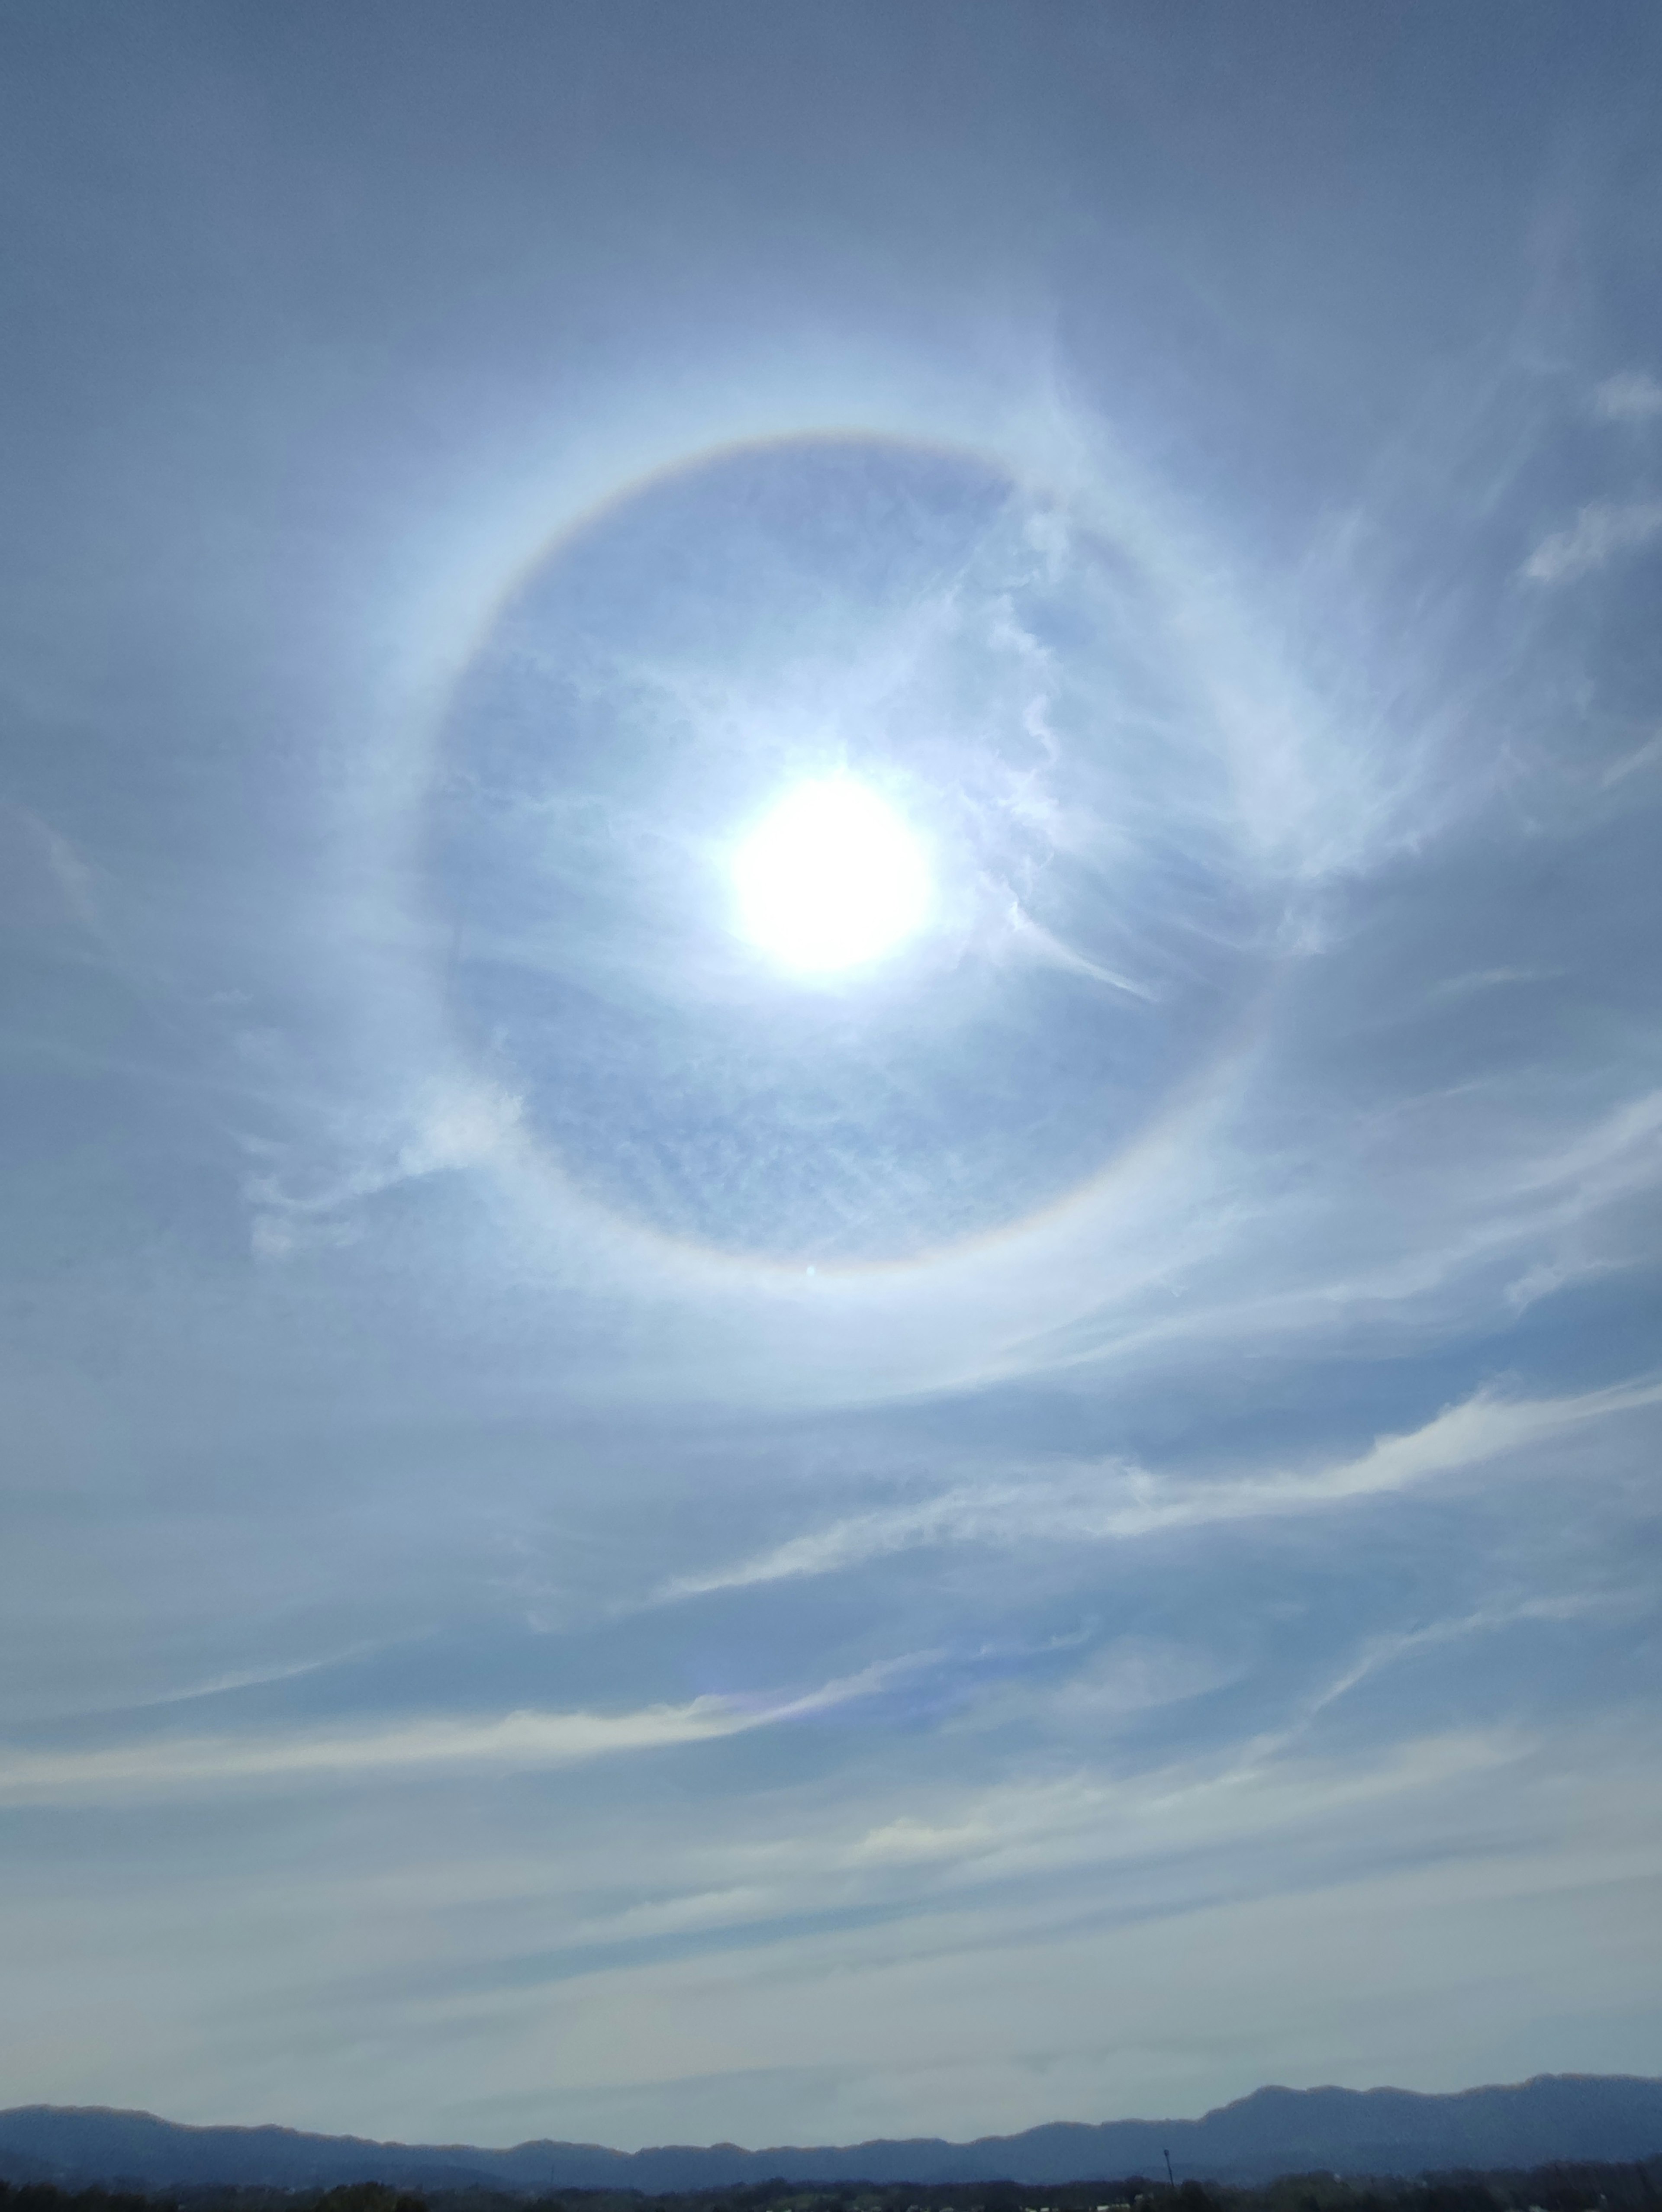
[1600,731,1662,789]
[135,1647,388,1710]
[664,1377,1662,1601]
[1427,966,1564,1001]
[1282,1588,1647,1746]
[1028,1085,1662,1383]
[1004,903,1159,1002]
[1513,1087,1662,1196]
[0,1663,900,1805]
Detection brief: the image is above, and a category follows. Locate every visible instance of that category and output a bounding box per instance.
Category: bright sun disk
[733,780,931,974]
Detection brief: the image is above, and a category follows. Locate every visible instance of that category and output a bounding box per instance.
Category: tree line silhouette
[2,2161,1659,2212]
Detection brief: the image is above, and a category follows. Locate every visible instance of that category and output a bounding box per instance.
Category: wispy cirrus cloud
[1522,498,1662,585]
[662,1377,1662,1601]
[1594,369,1662,423]
[0,1663,897,1806]
[1002,900,1158,1002]
[244,1079,525,1261]
[3,3,1661,2144]
[1426,965,1564,1002]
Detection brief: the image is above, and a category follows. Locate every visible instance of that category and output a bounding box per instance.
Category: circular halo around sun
[733,780,931,975]
[426,434,1266,1264]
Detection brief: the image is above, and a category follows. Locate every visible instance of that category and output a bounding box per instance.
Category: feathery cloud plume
[1523,498,1662,584]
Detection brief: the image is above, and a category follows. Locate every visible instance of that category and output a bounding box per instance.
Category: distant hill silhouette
[4,2077,1662,2193]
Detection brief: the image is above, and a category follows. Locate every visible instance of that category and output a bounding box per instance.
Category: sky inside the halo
[1,0,1660,2155]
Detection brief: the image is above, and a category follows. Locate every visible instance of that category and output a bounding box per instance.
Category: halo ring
[417,427,1278,1292]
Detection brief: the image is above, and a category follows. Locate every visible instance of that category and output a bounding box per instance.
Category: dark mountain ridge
[4,2078,1662,2193]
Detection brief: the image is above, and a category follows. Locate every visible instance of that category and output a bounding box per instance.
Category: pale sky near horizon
[2,0,1661,2154]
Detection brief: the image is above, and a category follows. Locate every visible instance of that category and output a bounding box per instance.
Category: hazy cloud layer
[1,0,1659,2157]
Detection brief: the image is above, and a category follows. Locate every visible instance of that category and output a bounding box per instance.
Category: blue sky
[1,0,1660,2154]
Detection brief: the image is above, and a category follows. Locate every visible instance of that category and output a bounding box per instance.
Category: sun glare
[733,780,931,975]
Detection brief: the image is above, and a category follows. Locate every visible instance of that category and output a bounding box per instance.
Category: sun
[732,780,932,975]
